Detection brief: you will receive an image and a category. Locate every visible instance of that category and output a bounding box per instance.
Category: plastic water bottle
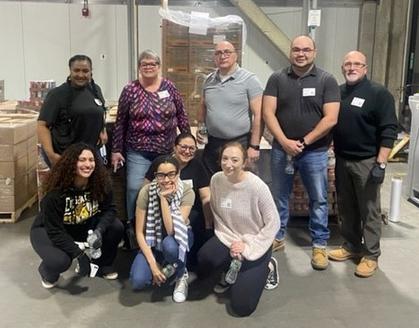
[285,155,294,175]
[86,230,102,259]
[162,263,178,278]
[198,122,208,144]
[225,258,242,284]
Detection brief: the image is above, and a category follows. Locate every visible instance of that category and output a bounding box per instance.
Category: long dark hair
[45,143,111,202]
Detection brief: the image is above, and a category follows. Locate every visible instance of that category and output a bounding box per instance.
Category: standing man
[263,35,340,270]
[328,51,397,278]
[197,41,263,175]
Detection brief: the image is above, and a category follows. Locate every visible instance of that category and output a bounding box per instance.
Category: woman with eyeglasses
[111,49,190,224]
[130,155,195,303]
[144,132,212,267]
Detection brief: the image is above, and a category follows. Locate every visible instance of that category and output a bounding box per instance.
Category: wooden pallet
[0,194,37,224]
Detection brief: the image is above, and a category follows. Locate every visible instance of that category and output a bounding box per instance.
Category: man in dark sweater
[328,50,398,277]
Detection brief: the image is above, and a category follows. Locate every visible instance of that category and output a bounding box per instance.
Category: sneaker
[311,247,329,270]
[265,257,279,290]
[98,266,119,280]
[41,277,58,289]
[328,247,361,261]
[272,238,285,252]
[173,271,189,303]
[355,257,378,278]
[213,272,231,294]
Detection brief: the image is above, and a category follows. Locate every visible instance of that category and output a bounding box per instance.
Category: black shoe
[265,257,279,290]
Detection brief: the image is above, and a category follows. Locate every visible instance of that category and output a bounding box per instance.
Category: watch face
[379,163,386,169]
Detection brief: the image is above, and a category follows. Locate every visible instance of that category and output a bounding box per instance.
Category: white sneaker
[173,271,189,303]
[41,278,58,289]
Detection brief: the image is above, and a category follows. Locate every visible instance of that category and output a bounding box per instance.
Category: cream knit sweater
[210,171,280,261]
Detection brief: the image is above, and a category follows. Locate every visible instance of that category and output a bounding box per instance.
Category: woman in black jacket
[30,143,123,288]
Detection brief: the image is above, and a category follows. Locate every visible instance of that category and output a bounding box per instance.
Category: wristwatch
[298,137,306,147]
[378,162,387,169]
[249,144,260,151]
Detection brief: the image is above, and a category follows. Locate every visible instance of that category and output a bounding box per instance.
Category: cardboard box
[0,154,27,178]
[0,175,27,212]
[0,141,27,161]
[0,114,37,144]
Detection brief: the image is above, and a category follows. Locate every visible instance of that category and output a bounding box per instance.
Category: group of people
[31,33,398,317]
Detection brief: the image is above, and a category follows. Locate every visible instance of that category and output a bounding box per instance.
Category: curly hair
[45,143,111,202]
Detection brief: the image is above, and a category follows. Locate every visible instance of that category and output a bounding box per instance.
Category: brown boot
[328,247,361,262]
[311,247,328,270]
[355,257,378,278]
[272,238,285,252]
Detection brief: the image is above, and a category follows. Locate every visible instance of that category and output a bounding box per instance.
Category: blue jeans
[126,150,154,221]
[130,229,194,290]
[271,144,329,247]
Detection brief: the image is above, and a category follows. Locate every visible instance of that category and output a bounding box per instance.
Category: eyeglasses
[343,62,367,69]
[291,47,314,54]
[155,171,177,181]
[214,49,235,57]
[177,144,197,153]
[140,62,159,68]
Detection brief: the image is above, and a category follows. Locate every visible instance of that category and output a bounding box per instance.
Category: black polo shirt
[264,65,340,150]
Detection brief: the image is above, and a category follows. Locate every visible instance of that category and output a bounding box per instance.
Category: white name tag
[94,98,103,106]
[220,197,232,209]
[351,97,365,108]
[158,90,170,99]
[302,88,316,97]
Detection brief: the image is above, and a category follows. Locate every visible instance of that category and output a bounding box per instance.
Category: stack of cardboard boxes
[0,113,38,222]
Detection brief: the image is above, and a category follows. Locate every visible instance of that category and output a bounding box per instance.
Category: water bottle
[285,154,294,175]
[198,122,208,144]
[162,263,178,278]
[225,258,242,284]
[86,230,102,259]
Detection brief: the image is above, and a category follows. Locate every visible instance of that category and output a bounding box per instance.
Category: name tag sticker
[351,97,365,108]
[220,197,232,209]
[302,88,316,97]
[158,90,170,99]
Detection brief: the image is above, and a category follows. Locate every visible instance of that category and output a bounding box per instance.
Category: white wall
[0,2,359,101]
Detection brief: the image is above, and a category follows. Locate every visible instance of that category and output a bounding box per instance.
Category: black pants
[202,133,249,176]
[197,236,271,317]
[187,208,213,268]
[30,219,124,283]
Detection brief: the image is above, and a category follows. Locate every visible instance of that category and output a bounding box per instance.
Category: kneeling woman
[198,142,280,316]
[130,155,194,303]
[30,143,124,288]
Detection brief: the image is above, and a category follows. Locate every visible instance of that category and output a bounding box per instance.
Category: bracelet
[249,144,260,151]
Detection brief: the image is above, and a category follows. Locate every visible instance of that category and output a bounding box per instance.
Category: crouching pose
[130,155,194,303]
[198,142,280,316]
[30,143,124,288]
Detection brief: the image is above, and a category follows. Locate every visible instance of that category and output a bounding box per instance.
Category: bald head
[289,35,317,74]
[291,35,316,50]
[342,50,368,85]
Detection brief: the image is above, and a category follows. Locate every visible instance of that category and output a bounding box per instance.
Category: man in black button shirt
[328,50,398,278]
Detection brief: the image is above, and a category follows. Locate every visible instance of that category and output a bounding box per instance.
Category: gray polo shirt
[264,65,340,150]
[203,66,263,139]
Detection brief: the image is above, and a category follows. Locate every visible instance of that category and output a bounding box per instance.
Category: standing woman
[144,132,212,266]
[130,155,194,303]
[198,142,280,317]
[30,143,124,288]
[38,54,107,167]
[111,50,190,223]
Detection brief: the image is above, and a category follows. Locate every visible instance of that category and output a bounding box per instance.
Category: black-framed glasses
[155,171,177,180]
[177,144,197,153]
[214,49,235,57]
[291,47,314,54]
[140,62,159,68]
[343,62,367,69]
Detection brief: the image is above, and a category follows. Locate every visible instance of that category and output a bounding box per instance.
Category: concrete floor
[1,162,418,328]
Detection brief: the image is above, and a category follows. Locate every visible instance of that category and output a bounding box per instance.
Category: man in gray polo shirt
[197,41,263,175]
[263,35,340,270]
